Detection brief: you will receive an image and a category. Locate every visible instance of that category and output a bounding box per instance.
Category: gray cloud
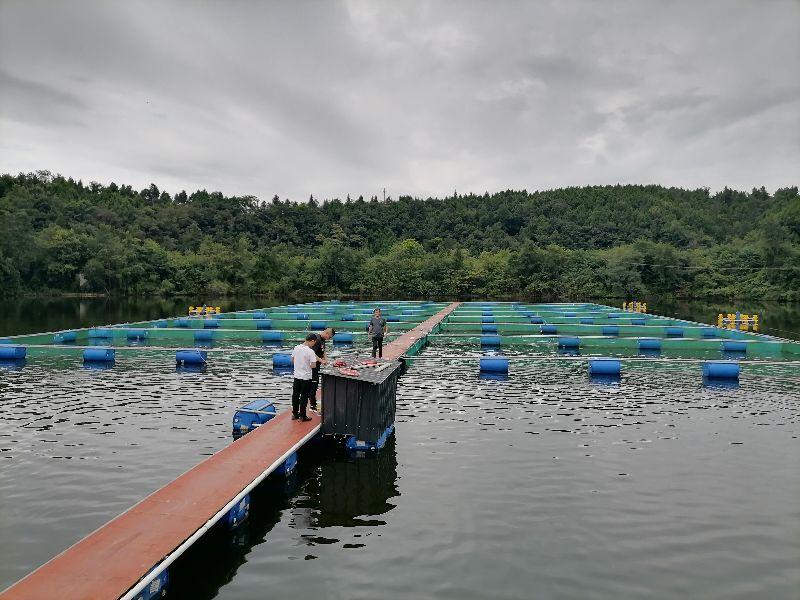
[0,0,797,201]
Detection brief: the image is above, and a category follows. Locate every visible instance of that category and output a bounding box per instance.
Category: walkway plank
[382,302,461,360]
[0,412,320,600]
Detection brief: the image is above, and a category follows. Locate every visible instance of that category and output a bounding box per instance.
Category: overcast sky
[1,1,798,201]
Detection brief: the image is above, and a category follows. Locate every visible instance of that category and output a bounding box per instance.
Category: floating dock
[0,301,460,600]
[2,300,798,599]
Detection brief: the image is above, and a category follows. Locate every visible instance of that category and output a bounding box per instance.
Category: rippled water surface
[1,300,800,599]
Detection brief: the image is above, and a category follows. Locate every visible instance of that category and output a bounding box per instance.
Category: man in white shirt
[290,333,322,421]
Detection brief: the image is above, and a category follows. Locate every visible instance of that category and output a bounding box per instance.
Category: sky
[0,0,798,202]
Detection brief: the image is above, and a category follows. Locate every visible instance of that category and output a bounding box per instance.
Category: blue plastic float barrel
[607,313,622,319]
[296,313,309,320]
[580,318,594,325]
[558,336,580,348]
[255,319,272,330]
[272,353,292,368]
[481,335,502,347]
[482,317,495,323]
[631,318,646,326]
[0,346,26,360]
[589,358,621,376]
[702,328,718,338]
[276,451,298,475]
[482,325,498,334]
[262,331,283,342]
[176,350,207,365]
[153,320,168,328]
[225,494,250,528]
[175,318,190,328]
[88,328,113,339]
[386,316,400,322]
[0,338,10,344]
[540,325,557,335]
[194,330,214,342]
[665,327,684,337]
[83,347,115,362]
[602,326,619,336]
[310,321,327,330]
[252,311,267,319]
[232,399,276,437]
[479,357,509,373]
[341,314,355,321]
[203,319,220,329]
[333,332,354,343]
[638,338,662,350]
[703,361,739,379]
[564,312,576,317]
[530,317,545,324]
[54,331,77,343]
[722,341,747,353]
[126,329,148,340]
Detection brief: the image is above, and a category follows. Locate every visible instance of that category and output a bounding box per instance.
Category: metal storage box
[321,359,402,445]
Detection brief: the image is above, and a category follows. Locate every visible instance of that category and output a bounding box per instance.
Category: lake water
[1,298,799,598]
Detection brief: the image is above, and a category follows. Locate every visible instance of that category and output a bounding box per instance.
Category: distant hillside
[0,171,797,299]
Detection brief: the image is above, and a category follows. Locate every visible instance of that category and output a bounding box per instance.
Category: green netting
[124,318,420,332]
[425,333,798,360]
[441,323,760,339]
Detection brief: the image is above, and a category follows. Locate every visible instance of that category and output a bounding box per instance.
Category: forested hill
[1,171,798,299]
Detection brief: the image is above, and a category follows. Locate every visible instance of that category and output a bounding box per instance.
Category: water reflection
[175,363,206,374]
[637,348,662,358]
[308,438,399,528]
[169,438,399,598]
[702,376,741,390]
[0,358,26,371]
[82,360,115,371]
[589,373,621,386]
[479,372,509,381]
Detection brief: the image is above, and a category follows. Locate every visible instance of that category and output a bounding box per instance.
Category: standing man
[368,308,388,358]
[290,334,321,422]
[309,327,335,411]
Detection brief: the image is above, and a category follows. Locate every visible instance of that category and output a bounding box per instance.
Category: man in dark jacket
[309,327,334,410]
[368,308,388,358]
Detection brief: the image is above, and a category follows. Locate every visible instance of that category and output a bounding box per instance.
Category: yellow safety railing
[717,312,759,331]
[188,306,222,316]
[622,301,648,313]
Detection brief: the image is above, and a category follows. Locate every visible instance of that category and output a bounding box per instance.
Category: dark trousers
[309,366,320,408]
[372,335,384,358]
[292,378,312,418]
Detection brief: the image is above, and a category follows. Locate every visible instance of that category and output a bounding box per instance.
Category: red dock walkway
[0,302,461,600]
[382,301,461,360]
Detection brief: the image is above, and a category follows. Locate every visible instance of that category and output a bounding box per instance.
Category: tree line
[0,171,797,300]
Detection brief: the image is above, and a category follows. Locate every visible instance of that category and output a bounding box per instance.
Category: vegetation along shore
[1,172,797,300]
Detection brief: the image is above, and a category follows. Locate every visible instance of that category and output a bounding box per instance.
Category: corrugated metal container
[321,360,401,444]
